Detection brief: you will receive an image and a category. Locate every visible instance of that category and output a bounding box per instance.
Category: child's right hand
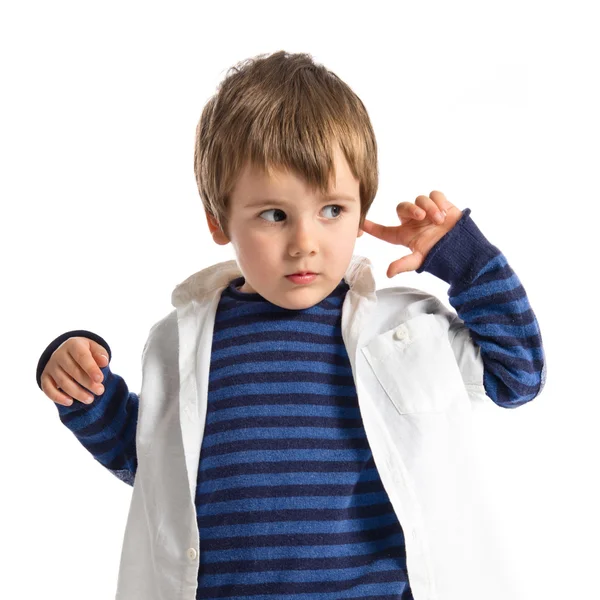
[40,337,109,407]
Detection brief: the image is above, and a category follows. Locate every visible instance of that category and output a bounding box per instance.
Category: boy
[36,50,546,600]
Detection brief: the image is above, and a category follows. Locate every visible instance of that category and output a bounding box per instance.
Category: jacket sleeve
[417,208,547,409]
[36,330,138,486]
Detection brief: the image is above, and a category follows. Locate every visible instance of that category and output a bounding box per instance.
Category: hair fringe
[194,50,378,238]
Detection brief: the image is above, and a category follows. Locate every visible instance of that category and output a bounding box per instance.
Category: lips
[290,272,315,276]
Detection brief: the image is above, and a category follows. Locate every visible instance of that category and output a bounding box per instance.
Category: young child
[36,50,546,600]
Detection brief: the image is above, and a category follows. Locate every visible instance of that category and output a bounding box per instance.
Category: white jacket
[115,254,524,600]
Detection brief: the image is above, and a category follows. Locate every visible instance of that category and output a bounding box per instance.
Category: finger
[52,364,96,405]
[41,372,76,407]
[395,202,426,222]
[72,338,106,383]
[387,251,425,277]
[361,219,401,243]
[429,190,451,209]
[88,340,110,372]
[428,190,454,217]
[64,349,105,398]
[415,195,446,224]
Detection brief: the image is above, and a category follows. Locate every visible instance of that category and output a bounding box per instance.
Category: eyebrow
[244,194,357,209]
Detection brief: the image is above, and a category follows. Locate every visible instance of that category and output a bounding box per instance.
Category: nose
[288,217,318,257]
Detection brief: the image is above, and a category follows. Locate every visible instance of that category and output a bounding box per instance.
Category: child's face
[207,144,364,310]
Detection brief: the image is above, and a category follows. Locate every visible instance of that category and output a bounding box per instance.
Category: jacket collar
[170,254,377,308]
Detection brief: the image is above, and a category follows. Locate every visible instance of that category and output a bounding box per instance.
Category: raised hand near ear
[361,190,462,277]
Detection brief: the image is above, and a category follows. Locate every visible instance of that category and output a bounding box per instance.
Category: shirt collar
[170,254,376,308]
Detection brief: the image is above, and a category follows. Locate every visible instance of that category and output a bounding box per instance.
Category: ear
[357,215,366,238]
[205,210,230,245]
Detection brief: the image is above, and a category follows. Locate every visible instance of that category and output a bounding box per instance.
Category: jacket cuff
[36,330,112,390]
[416,208,500,285]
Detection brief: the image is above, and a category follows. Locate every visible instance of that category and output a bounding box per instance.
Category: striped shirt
[36,208,546,599]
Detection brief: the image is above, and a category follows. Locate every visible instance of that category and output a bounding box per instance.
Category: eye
[259,208,286,222]
[258,205,345,223]
[322,205,344,219]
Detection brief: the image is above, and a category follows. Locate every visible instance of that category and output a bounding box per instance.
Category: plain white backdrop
[2,1,598,598]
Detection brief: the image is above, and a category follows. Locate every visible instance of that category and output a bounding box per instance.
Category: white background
[2,1,598,598]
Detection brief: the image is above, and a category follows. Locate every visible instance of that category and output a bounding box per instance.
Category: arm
[417,208,547,408]
[36,330,139,485]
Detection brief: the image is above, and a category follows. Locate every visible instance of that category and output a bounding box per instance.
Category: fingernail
[94,374,102,382]
[435,212,445,223]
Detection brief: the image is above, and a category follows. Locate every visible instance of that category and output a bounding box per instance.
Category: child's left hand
[361,190,462,277]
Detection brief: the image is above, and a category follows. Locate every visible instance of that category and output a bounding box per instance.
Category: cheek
[243,231,268,250]
[238,232,274,262]
[336,225,360,250]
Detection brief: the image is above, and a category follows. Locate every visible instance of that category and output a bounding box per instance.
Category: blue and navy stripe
[417,207,546,407]
[36,208,545,599]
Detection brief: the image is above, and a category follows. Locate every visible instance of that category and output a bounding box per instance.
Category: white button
[187,547,197,560]
[393,325,408,341]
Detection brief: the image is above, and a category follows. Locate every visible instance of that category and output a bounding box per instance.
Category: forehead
[233,144,358,198]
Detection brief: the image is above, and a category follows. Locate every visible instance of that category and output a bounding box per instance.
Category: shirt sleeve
[417,208,547,408]
[36,330,138,485]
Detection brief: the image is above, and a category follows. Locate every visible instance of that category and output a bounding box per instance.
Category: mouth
[285,272,318,283]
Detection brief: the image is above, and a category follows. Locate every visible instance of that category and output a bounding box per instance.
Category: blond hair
[194,50,378,239]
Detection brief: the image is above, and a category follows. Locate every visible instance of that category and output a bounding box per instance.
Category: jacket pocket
[361,313,470,414]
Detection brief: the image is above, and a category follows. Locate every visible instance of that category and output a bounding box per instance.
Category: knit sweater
[36,208,546,599]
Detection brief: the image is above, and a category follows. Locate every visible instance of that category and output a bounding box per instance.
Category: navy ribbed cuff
[416,208,500,284]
